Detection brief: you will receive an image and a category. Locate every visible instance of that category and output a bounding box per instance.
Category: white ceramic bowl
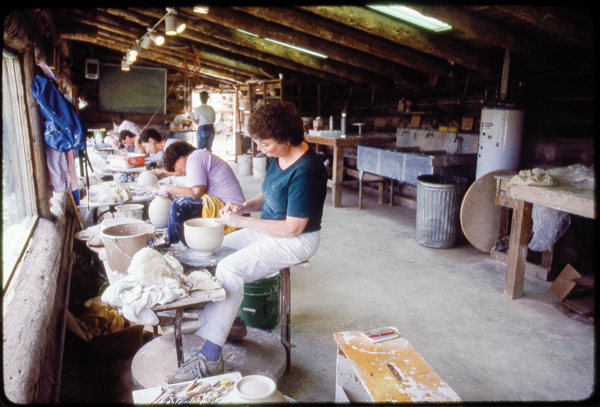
[220,375,288,404]
[183,218,224,257]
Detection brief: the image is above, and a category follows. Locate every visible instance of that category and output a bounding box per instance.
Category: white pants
[195,228,320,346]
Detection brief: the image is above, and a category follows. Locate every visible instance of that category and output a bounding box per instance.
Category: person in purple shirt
[161,141,245,243]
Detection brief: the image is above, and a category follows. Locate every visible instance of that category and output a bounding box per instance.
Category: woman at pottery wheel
[166,101,327,383]
[161,141,245,244]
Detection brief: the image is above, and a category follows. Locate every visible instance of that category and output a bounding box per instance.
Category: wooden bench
[333,329,461,403]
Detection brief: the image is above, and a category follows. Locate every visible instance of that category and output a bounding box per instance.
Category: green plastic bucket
[240,272,281,330]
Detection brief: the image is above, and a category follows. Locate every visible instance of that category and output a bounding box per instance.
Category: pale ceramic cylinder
[184,218,224,257]
[148,196,172,227]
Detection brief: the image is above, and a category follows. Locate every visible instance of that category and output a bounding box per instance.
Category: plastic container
[101,223,156,274]
[416,174,467,249]
[108,153,146,168]
[252,156,267,178]
[237,154,252,176]
[240,272,281,330]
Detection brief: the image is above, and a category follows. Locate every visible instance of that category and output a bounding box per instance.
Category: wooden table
[333,329,461,402]
[304,133,396,207]
[495,174,595,299]
[77,194,155,224]
[102,257,226,367]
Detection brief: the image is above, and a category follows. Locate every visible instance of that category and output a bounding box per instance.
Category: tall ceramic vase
[148,196,172,227]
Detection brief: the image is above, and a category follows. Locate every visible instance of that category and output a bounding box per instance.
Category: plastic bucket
[240,272,281,330]
[237,154,252,176]
[252,156,267,179]
[416,174,467,249]
[101,223,156,274]
[115,203,144,219]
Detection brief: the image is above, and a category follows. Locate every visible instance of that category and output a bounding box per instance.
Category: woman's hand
[216,211,246,229]
[219,202,244,217]
[154,168,169,178]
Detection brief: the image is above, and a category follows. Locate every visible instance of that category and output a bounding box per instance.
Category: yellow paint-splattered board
[333,329,461,403]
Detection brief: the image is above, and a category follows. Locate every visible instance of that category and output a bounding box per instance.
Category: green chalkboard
[99,64,166,114]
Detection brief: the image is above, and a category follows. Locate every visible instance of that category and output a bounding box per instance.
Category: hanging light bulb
[130,42,142,56]
[148,28,164,45]
[141,35,152,49]
[127,50,137,62]
[121,56,130,71]
[165,8,185,35]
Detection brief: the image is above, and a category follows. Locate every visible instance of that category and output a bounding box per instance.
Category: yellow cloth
[201,194,236,235]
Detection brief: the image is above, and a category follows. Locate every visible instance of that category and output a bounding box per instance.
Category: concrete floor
[62,150,596,404]
[233,164,595,403]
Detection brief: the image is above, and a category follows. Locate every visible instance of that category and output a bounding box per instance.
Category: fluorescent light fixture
[265,38,328,58]
[194,6,208,13]
[237,29,259,37]
[236,29,327,58]
[368,5,452,32]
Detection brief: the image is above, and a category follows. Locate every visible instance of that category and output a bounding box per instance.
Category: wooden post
[504,200,533,299]
[279,267,291,371]
[332,146,345,208]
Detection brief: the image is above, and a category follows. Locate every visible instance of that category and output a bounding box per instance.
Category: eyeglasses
[252,138,278,154]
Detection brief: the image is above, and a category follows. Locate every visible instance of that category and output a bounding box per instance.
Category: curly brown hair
[162,141,196,172]
[247,101,304,146]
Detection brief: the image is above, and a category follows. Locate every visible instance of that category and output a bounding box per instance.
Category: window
[2,51,38,287]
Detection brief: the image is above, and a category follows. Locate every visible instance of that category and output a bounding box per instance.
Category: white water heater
[476,106,525,179]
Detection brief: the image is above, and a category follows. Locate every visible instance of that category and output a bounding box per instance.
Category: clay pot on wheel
[183,218,224,257]
[138,171,158,186]
[148,196,172,227]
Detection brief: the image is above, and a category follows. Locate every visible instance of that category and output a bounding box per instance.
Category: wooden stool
[279,260,311,371]
[333,329,461,402]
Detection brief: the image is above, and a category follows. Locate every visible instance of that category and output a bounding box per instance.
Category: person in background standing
[193,91,215,151]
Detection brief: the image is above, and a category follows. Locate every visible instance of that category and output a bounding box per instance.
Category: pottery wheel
[167,245,237,268]
[460,170,517,253]
[131,327,286,389]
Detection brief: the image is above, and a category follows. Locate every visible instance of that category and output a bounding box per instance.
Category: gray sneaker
[165,353,224,384]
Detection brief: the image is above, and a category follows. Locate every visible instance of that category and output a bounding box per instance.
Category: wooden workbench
[304,133,396,207]
[495,174,595,299]
[333,329,461,403]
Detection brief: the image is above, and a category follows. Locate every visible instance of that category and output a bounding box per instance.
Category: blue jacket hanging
[30,75,86,152]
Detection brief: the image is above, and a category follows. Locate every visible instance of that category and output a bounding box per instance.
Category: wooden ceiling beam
[235,6,452,79]
[299,6,493,75]
[87,34,248,85]
[132,7,393,87]
[184,6,423,87]
[407,6,530,54]
[493,5,593,49]
[132,8,355,86]
[69,10,142,40]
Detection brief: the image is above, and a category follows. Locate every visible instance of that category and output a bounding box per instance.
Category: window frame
[2,50,41,288]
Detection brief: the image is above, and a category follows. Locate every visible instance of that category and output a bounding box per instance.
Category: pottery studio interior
[3,5,596,405]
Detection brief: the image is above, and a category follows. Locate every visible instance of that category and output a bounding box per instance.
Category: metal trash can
[416,174,467,249]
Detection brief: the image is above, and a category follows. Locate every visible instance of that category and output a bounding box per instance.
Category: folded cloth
[100,248,222,325]
[509,168,555,186]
